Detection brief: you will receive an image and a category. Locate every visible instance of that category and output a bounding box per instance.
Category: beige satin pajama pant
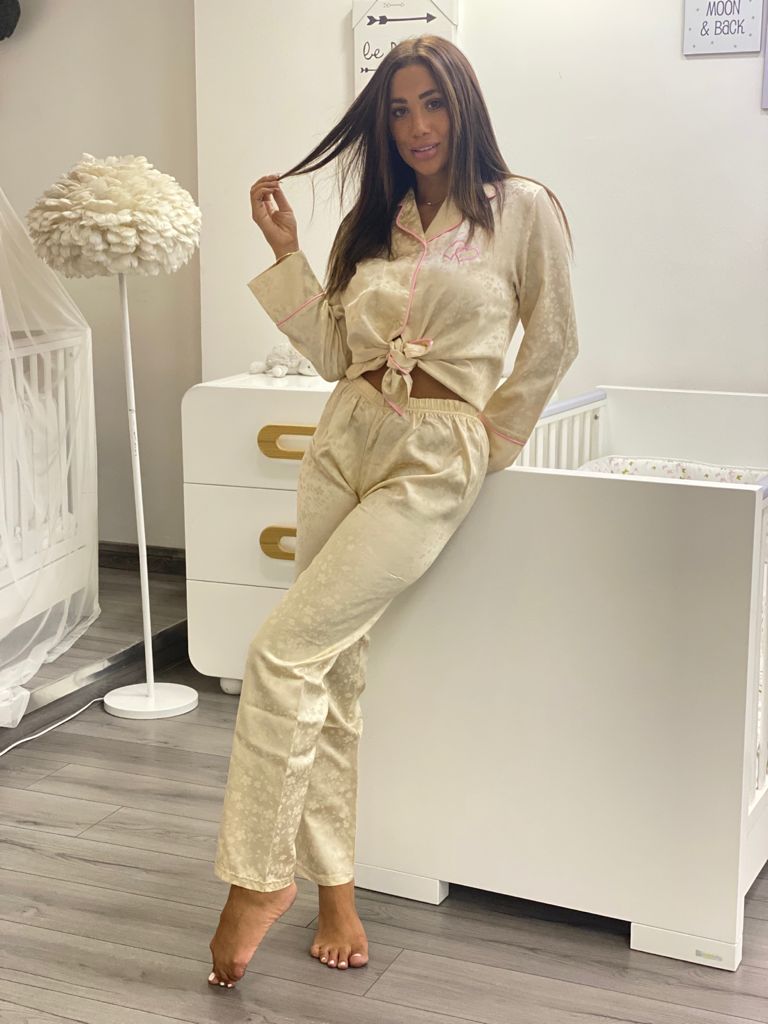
[213,373,490,891]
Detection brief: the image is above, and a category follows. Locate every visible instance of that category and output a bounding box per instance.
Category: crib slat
[13,357,31,561]
[587,409,595,461]
[56,348,67,530]
[535,424,544,468]
[65,347,78,522]
[561,415,569,468]
[43,350,53,551]
[571,413,583,469]
[30,352,41,556]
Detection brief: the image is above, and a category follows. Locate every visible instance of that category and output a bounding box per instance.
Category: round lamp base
[103,682,198,719]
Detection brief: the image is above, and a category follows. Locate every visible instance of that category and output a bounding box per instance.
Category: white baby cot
[0,184,99,727]
[354,382,768,972]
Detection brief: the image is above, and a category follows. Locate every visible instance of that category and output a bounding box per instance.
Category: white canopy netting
[0,183,99,727]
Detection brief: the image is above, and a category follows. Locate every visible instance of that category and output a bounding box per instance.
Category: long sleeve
[480,187,579,473]
[247,249,353,382]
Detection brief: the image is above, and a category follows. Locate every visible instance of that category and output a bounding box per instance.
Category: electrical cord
[0,696,105,758]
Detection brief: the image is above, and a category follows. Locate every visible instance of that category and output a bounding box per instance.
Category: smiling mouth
[412,144,438,154]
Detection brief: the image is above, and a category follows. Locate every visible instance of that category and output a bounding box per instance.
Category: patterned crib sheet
[579,454,768,485]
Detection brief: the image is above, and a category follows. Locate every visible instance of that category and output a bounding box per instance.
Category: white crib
[354,383,768,972]
[0,328,99,712]
[182,374,768,971]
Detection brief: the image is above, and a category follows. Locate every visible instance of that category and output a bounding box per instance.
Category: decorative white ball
[26,152,201,278]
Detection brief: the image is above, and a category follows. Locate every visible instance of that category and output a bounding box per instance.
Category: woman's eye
[390,99,442,119]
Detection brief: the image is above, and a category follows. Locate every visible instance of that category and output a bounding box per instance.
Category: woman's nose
[411,112,429,136]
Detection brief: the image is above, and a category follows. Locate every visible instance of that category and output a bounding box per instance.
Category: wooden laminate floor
[2,632,768,1020]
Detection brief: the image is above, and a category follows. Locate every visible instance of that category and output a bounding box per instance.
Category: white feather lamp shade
[26,152,201,278]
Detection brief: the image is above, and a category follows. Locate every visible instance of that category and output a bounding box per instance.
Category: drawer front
[182,384,333,490]
[187,579,285,681]
[184,483,299,589]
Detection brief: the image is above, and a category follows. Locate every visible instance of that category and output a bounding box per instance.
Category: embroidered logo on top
[443,239,480,263]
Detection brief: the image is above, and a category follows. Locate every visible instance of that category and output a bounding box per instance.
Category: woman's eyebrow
[389,89,440,104]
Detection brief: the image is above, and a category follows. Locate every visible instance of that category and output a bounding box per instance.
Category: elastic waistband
[346,372,481,418]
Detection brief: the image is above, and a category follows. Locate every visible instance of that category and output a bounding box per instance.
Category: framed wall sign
[353,0,460,96]
[683,0,763,54]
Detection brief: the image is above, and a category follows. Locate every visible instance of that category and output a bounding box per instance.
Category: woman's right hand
[250,174,300,260]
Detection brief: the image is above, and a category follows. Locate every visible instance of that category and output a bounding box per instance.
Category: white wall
[196,0,768,393]
[1,1,765,552]
[0,0,199,549]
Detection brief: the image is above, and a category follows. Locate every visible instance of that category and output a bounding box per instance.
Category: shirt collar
[395,181,498,243]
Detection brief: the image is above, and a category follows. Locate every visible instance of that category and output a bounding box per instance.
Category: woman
[208,34,578,989]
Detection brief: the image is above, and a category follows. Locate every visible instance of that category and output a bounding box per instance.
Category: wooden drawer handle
[260,525,296,560]
[257,423,315,460]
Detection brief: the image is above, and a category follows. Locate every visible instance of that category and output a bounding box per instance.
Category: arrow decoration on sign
[367,12,437,26]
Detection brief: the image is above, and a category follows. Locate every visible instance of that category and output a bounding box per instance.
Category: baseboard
[99,541,186,576]
[0,620,189,755]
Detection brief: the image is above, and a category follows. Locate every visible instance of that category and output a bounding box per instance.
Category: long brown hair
[277,35,573,299]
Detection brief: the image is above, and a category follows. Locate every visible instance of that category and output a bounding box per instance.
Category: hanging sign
[353,1,460,97]
[683,0,763,54]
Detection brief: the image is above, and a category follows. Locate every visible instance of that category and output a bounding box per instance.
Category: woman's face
[388,62,451,185]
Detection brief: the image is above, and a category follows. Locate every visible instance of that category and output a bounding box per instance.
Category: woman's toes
[326,946,339,967]
[309,942,322,959]
[337,948,350,969]
[349,951,368,967]
[207,970,234,988]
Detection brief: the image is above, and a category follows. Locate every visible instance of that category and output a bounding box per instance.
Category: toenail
[219,981,225,986]
[208,972,216,982]
[320,956,327,962]
[339,960,347,966]
[329,959,335,965]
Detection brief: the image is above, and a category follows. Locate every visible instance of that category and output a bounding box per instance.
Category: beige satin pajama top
[247,177,579,473]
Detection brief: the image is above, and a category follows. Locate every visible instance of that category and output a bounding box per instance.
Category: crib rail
[516,388,607,469]
[0,332,81,584]
[754,494,768,799]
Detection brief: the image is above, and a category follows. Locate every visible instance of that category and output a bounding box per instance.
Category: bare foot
[208,881,298,987]
[309,880,369,969]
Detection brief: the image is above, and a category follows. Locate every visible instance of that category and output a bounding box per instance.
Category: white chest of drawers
[181,372,334,689]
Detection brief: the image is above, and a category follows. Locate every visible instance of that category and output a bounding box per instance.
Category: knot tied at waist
[382,335,434,416]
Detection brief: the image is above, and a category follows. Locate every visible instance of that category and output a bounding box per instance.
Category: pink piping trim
[387,353,409,373]
[393,205,464,335]
[427,217,465,242]
[384,395,406,415]
[382,195,484,418]
[479,413,525,446]
[383,338,435,417]
[276,290,325,327]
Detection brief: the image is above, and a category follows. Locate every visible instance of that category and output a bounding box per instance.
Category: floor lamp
[28,152,201,719]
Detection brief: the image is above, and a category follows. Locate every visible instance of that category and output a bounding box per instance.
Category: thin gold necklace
[416,194,446,206]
